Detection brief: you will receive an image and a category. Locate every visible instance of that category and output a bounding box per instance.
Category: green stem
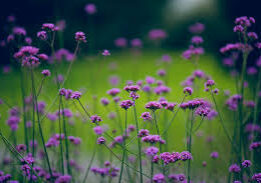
[82,143,97,183]
[58,96,65,174]
[133,102,143,183]
[118,110,128,183]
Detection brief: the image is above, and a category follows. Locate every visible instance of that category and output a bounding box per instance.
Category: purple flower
[37,31,47,40]
[249,141,261,151]
[42,23,56,31]
[242,160,252,168]
[145,102,162,110]
[114,136,124,144]
[131,38,143,48]
[93,126,104,135]
[120,100,134,110]
[148,29,167,41]
[41,69,51,77]
[85,3,97,15]
[248,32,258,39]
[145,146,159,157]
[146,76,155,84]
[114,37,127,48]
[252,173,261,182]
[71,91,82,99]
[102,49,110,56]
[229,164,241,173]
[55,175,71,183]
[138,129,149,137]
[191,36,203,44]
[189,22,205,34]
[13,27,26,36]
[124,85,140,92]
[205,80,215,87]
[101,98,110,106]
[153,173,165,183]
[210,151,219,159]
[183,87,193,95]
[90,115,102,123]
[165,103,176,111]
[97,136,106,144]
[180,151,192,161]
[107,88,121,96]
[141,112,152,121]
[75,32,87,43]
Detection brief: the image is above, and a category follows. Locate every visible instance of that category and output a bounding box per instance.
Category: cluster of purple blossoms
[102,49,110,56]
[191,36,204,45]
[225,94,242,111]
[41,69,51,77]
[141,112,152,121]
[0,172,12,182]
[97,136,106,145]
[42,23,57,31]
[252,173,261,182]
[55,108,73,118]
[210,151,219,159]
[145,146,159,157]
[181,70,208,87]
[16,144,27,153]
[141,134,165,144]
[145,101,162,110]
[120,100,134,110]
[138,129,150,137]
[244,124,261,133]
[242,160,252,168]
[249,141,261,151]
[233,16,255,33]
[93,126,104,135]
[55,175,72,183]
[154,85,171,95]
[148,29,167,41]
[100,98,110,106]
[75,31,87,43]
[53,48,75,62]
[91,164,119,178]
[189,22,205,34]
[37,31,47,40]
[6,107,21,131]
[68,136,82,145]
[183,87,193,95]
[157,69,166,77]
[180,98,207,110]
[220,43,252,54]
[107,88,121,96]
[168,174,186,182]
[153,173,165,183]
[90,115,102,123]
[45,134,64,148]
[124,85,140,92]
[13,27,27,36]
[85,3,97,15]
[59,88,82,100]
[159,152,181,165]
[243,100,256,108]
[130,91,140,100]
[182,45,204,60]
[114,37,127,48]
[229,164,241,173]
[130,38,143,48]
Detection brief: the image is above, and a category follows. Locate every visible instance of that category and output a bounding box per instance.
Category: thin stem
[58,96,65,174]
[161,95,187,136]
[133,102,143,183]
[118,110,128,183]
[61,97,72,175]
[30,67,53,179]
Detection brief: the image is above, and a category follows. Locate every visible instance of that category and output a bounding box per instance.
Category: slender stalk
[161,95,187,136]
[20,69,29,152]
[61,97,72,175]
[150,158,154,183]
[58,96,65,174]
[30,67,53,179]
[133,102,143,183]
[118,110,128,183]
[186,110,194,183]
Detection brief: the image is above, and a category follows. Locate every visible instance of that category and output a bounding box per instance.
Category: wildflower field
[0,2,261,183]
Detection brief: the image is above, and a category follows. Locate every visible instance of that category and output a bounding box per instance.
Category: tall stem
[58,96,65,174]
[133,102,143,183]
[118,110,128,183]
